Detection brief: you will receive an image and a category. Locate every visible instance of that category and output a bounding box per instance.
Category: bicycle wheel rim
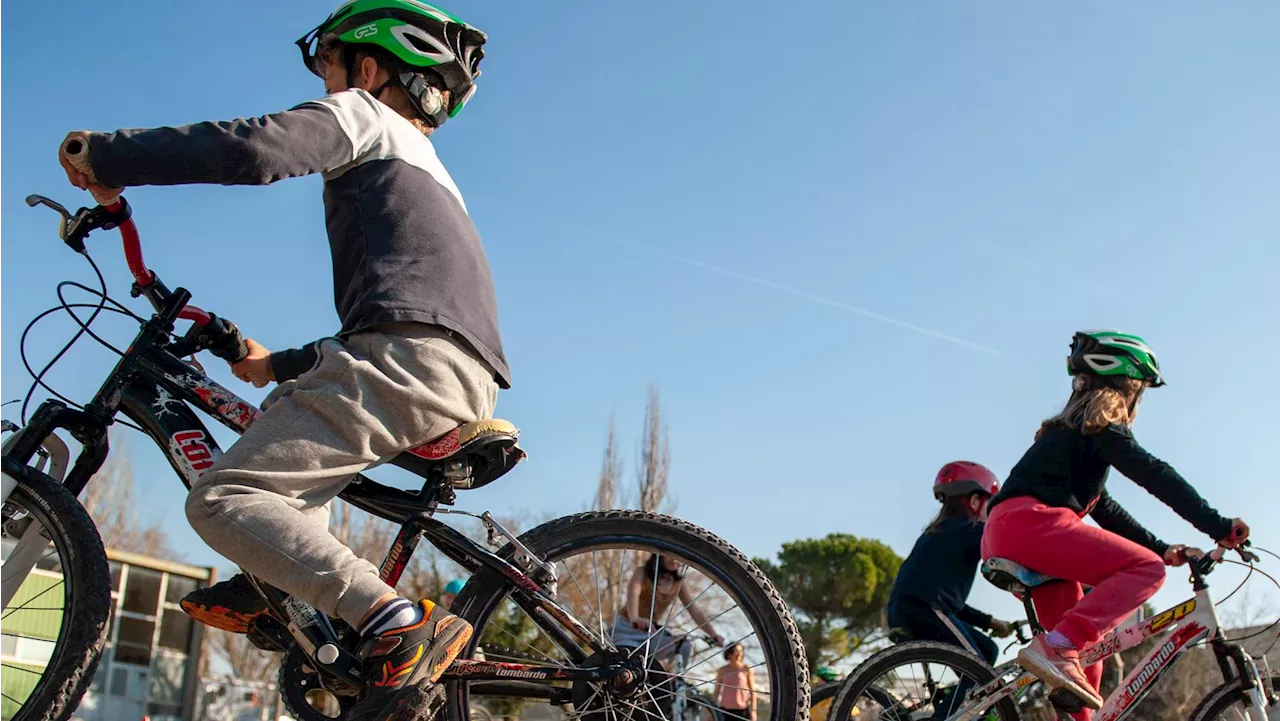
[447,512,805,721]
[1,482,96,720]
[830,641,1018,721]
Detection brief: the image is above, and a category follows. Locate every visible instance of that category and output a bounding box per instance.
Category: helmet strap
[363,72,449,129]
[371,76,399,103]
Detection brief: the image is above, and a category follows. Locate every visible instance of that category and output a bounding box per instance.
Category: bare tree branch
[594,415,621,511]
[80,432,177,559]
[634,384,672,514]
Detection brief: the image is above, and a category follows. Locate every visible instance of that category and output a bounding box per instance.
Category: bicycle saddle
[392,418,525,490]
[981,557,1058,596]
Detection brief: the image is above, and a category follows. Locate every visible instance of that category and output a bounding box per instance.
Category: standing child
[714,643,758,720]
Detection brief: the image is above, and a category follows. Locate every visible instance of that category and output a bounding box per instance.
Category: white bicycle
[828,544,1278,721]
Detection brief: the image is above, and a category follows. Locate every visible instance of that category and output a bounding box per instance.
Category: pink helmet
[933,461,1000,501]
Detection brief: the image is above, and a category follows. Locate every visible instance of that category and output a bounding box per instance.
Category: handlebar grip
[205,316,250,364]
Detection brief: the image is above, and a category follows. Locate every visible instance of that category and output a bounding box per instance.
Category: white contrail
[604,235,999,356]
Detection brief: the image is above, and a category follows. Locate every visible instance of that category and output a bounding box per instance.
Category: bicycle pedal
[1048,688,1085,714]
[246,615,290,653]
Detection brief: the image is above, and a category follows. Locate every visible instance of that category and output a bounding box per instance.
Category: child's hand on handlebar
[989,619,1014,638]
[1163,544,1205,567]
[232,339,275,388]
[1219,518,1250,549]
[57,131,123,205]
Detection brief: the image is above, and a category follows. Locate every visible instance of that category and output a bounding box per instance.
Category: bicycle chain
[476,641,565,667]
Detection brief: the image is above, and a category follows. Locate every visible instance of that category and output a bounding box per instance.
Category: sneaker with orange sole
[347,599,474,721]
[1017,635,1103,710]
[179,573,267,633]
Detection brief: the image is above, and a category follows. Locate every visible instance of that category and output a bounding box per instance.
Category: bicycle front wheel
[446,510,809,720]
[828,641,1019,721]
[1,464,111,721]
[1190,672,1280,721]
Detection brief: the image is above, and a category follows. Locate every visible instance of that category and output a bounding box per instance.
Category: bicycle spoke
[2,691,24,706]
[640,552,662,668]
[563,552,608,648]
[647,684,725,717]
[563,679,610,719]
[1,580,65,620]
[624,604,747,671]
[625,689,673,721]
[476,648,579,672]
[1,663,44,676]
[592,549,607,644]
[645,659,772,698]
[625,582,736,663]
[482,631,573,669]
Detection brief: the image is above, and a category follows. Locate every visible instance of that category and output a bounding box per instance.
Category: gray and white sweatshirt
[87,88,510,387]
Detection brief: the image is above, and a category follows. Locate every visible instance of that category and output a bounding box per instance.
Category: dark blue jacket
[888,516,991,628]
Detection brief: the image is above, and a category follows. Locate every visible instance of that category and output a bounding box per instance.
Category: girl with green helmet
[981,330,1249,719]
[59,3,505,720]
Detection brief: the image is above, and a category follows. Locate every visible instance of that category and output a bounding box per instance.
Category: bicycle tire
[1188,672,1280,721]
[828,641,1019,721]
[810,680,839,721]
[444,510,809,721]
[1,464,111,721]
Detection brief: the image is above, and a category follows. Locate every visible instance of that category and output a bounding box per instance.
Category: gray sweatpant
[186,323,497,628]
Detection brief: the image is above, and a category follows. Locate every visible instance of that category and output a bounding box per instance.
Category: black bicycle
[0,194,810,721]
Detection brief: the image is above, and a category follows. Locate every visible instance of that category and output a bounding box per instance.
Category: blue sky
[3,0,1278,650]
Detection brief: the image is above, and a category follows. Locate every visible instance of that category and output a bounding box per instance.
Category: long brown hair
[923,495,983,535]
[1038,374,1145,438]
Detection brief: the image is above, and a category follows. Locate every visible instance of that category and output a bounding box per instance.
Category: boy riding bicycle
[58,2,503,718]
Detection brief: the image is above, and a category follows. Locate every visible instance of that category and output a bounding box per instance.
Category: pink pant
[982,497,1166,721]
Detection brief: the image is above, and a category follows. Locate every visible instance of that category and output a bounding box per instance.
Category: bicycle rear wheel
[828,641,1019,721]
[1,465,111,721]
[810,681,839,721]
[445,510,809,720]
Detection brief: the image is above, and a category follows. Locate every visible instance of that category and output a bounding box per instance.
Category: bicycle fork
[1,429,71,611]
[1217,652,1273,721]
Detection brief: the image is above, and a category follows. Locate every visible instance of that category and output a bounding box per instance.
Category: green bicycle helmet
[815,666,839,683]
[296,0,486,128]
[1067,330,1165,387]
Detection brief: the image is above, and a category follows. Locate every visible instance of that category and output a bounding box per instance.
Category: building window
[157,611,192,652]
[122,567,162,615]
[164,575,198,605]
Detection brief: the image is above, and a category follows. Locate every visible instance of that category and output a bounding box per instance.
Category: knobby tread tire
[3,465,111,721]
[828,640,1019,721]
[446,510,810,720]
[1188,672,1280,721]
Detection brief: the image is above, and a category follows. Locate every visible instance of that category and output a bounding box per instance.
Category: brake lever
[169,313,249,364]
[25,194,132,253]
[1013,620,1031,645]
[1236,542,1260,565]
